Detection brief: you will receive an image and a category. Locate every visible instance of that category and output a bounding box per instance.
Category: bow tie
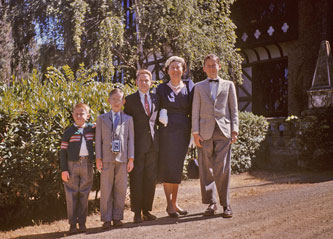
[209,79,219,83]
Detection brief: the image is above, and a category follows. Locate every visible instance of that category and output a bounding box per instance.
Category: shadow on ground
[14,213,223,239]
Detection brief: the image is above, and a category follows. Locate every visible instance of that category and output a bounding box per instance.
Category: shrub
[231,112,269,173]
[0,65,137,228]
[286,111,333,169]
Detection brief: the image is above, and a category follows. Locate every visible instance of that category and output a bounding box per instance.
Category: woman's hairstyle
[164,56,187,74]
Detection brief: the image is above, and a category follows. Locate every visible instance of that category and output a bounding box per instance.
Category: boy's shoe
[68,224,77,235]
[113,220,123,227]
[203,203,217,216]
[78,224,87,233]
[142,211,157,221]
[221,206,233,218]
[133,213,143,223]
[102,221,112,230]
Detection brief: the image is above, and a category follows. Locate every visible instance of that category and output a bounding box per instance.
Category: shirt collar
[74,123,86,129]
[138,90,150,99]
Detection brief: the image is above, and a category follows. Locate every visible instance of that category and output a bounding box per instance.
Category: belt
[79,156,89,160]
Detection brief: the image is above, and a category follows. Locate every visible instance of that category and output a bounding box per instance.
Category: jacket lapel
[216,77,227,99]
[102,111,113,130]
[203,79,214,103]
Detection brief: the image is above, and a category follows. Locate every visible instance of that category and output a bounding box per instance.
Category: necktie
[144,94,151,117]
[113,113,119,129]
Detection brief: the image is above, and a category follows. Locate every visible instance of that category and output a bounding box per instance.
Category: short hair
[204,54,220,65]
[164,56,187,74]
[109,88,124,99]
[136,69,152,81]
[73,103,90,113]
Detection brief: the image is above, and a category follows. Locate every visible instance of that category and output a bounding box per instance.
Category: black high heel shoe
[176,208,188,215]
[166,207,179,218]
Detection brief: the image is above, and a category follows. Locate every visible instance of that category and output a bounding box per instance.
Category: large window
[252,59,288,117]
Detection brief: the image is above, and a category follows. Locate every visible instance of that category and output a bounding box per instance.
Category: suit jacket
[192,77,239,140]
[95,111,134,163]
[124,91,160,156]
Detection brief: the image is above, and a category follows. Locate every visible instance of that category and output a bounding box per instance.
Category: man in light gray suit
[96,88,134,229]
[192,54,239,218]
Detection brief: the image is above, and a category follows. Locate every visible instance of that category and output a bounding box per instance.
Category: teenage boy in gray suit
[192,54,239,218]
[95,88,134,229]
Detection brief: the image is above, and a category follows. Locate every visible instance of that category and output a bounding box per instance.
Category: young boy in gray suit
[60,103,95,235]
[95,88,134,229]
[192,54,239,218]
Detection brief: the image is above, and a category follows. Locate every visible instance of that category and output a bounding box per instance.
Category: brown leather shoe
[143,211,157,221]
[203,203,217,216]
[222,206,233,218]
[134,213,143,223]
[102,221,112,230]
[113,220,123,227]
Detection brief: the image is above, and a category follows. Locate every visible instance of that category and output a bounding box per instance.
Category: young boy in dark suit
[124,69,160,223]
[60,103,95,234]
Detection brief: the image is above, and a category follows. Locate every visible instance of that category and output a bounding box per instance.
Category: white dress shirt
[209,78,219,101]
[75,123,89,156]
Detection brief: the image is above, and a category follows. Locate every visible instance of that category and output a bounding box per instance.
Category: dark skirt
[158,113,191,184]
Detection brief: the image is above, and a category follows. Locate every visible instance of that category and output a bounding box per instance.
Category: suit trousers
[100,161,127,222]
[198,124,231,207]
[64,158,93,226]
[129,145,157,213]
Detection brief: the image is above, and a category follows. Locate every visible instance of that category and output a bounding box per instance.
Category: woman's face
[168,61,183,79]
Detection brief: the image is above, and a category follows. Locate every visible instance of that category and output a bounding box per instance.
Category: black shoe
[102,221,112,230]
[113,220,123,227]
[222,206,233,218]
[203,203,217,216]
[142,211,157,221]
[68,224,77,235]
[176,208,188,215]
[134,213,143,223]
[166,207,179,218]
[78,224,87,233]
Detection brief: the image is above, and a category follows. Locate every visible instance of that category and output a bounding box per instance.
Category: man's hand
[127,159,134,172]
[193,133,203,148]
[61,171,70,182]
[96,158,103,172]
[231,131,238,144]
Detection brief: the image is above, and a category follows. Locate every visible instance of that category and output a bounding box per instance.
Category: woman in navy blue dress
[156,56,194,217]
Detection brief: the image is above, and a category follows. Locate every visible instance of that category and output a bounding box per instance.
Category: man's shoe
[134,213,143,223]
[203,203,217,216]
[68,224,77,235]
[102,221,112,230]
[78,224,87,233]
[142,211,157,221]
[222,206,233,218]
[113,220,123,227]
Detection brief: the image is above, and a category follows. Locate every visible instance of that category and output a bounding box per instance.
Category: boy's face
[108,92,125,113]
[136,73,152,94]
[203,58,221,79]
[72,107,90,127]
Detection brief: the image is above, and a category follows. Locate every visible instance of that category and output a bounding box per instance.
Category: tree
[4,0,242,84]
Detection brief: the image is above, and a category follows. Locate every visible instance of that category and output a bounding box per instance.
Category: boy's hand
[231,131,238,144]
[127,158,134,173]
[61,171,70,182]
[193,133,203,148]
[96,158,103,172]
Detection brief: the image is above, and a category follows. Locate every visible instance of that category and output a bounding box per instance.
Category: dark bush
[231,112,269,173]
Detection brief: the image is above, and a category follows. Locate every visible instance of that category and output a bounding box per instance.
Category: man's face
[72,107,90,127]
[136,73,152,93]
[203,58,221,79]
[108,92,125,113]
